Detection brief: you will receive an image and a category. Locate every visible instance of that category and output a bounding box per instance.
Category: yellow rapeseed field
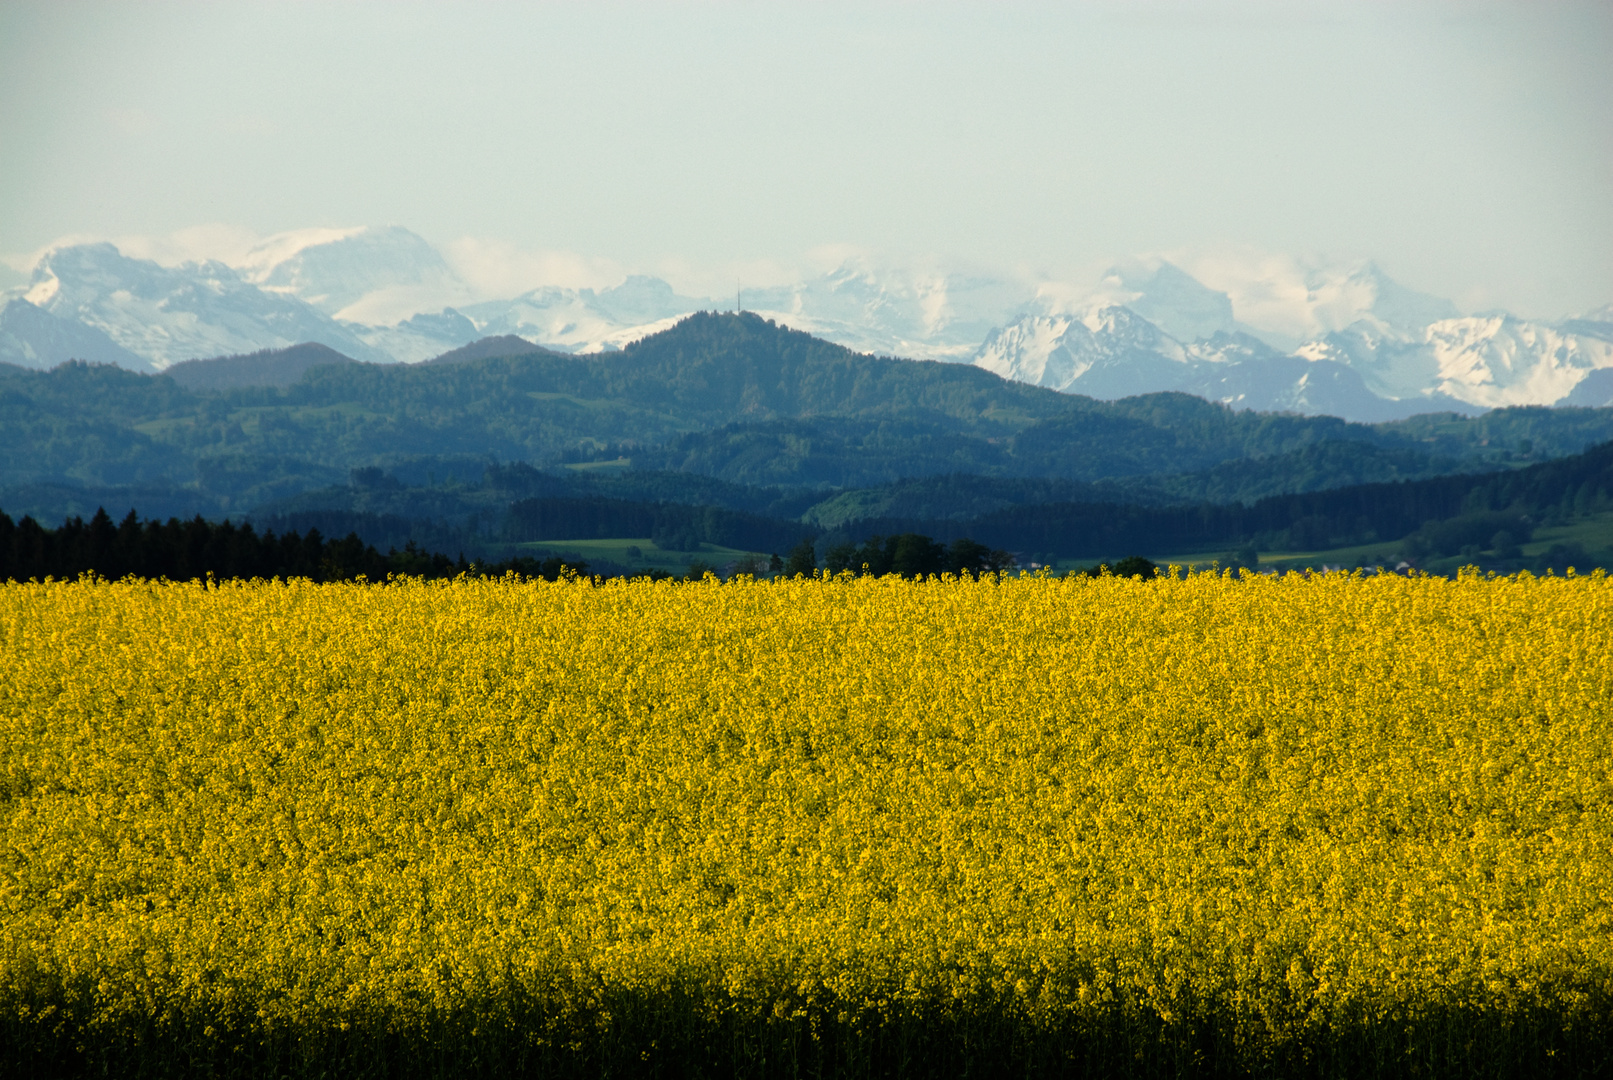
[1,569,1610,1077]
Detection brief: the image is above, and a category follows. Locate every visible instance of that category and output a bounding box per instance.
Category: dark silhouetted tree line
[10,439,1609,583]
[792,534,1015,578]
[0,508,585,583]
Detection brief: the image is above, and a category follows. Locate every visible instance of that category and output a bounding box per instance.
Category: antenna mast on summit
[737,281,742,313]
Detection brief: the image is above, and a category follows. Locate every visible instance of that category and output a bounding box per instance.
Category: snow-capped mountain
[974,306,1189,399]
[1425,316,1613,409]
[226,226,721,358]
[743,261,1031,360]
[1557,308,1613,409]
[1179,255,1461,348]
[3,225,1610,423]
[462,276,711,355]
[974,259,1613,420]
[1086,260,1238,343]
[223,225,484,363]
[972,306,1420,420]
[1295,316,1613,409]
[351,308,484,364]
[2,242,391,369]
[236,225,471,324]
[0,296,156,372]
[1177,344,1443,422]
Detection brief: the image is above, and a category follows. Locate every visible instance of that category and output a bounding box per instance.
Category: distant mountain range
[3,226,1611,422]
[5,313,1613,579]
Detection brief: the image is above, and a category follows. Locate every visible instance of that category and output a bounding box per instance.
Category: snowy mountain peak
[738,260,1027,360]
[1336,260,1461,337]
[1092,259,1237,343]
[592,275,705,325]
[1077,303,1187,360]
[1420,315,1613,410]
[1182,254,1461,347]
[1183,330,1285,365]
[974,314,1086,391]
[26,242,132,305]
[5,241,390,369]
[235,225,467,324]
[235,226,368,278]
[975,304,1192,397]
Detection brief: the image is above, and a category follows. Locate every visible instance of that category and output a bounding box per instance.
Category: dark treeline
[504,496,814,553]
[0,508,585,584]
[9,440,1610,582]
[789,534,1017,578]
[251,508,489,565]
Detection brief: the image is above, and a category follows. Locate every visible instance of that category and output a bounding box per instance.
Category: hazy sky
[1,1,1608,315]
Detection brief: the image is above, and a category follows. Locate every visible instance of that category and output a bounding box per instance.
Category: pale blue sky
[1,1,1608,315]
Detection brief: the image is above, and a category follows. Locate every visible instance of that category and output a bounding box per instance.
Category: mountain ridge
[4,228,1611,422]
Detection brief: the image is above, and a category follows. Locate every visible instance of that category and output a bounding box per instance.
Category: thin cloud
[441,237,626,299]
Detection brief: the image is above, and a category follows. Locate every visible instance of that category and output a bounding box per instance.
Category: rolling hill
[4,314,1612,566]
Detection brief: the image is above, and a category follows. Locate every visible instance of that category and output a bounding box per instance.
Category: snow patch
[235,226,370,281]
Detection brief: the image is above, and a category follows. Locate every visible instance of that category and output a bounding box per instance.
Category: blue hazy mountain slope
[3,314,1612,528]
[164,343,359,391]
[0,298,155,372]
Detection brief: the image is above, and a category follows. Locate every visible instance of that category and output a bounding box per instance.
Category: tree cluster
[1069,556,1160,579]
[784,534,1016,579]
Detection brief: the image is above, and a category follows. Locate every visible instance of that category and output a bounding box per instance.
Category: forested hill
[4,312,1613,525]
[11,436,1608,583]
[555,311,1064,425]
[830,437,1613,567]
[243,311,1069,436]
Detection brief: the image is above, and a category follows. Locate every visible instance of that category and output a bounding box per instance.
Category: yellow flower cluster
[1,570,1610,1072]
